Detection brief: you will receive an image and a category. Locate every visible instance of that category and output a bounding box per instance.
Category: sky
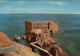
[0,1,80,14]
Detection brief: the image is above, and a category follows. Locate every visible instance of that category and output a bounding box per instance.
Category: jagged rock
[48,44,68,56]
[23,29,68,56]
[25,29,56,46]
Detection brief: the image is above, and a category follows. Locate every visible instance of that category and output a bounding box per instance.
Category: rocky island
[23,20,68,56]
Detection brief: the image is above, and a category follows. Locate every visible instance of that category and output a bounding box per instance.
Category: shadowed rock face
[49,45,68,56]
[25,29,56,46]
[23,29,68,56]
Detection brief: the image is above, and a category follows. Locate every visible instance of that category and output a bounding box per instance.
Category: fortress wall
[25,21,59,35]
[25,21,32,35]
[48,22,59,33]
[52,22,59,33]
[32,22,48,30]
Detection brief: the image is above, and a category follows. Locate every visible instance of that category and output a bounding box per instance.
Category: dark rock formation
[23,29,68,56]
[24,29,56,46]
[48,44,68,56]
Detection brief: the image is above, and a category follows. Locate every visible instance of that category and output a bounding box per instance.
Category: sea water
[0,14,80,56]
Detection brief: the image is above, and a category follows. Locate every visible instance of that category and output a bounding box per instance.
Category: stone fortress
[24,20,68,56]
[25,20,59,35]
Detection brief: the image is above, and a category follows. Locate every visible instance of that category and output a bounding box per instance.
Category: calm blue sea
[0,14,80,56]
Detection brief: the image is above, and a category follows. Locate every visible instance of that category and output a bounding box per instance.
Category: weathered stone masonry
[25,21,59,35]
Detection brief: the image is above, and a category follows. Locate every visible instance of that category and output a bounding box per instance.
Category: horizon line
[0,13,80,14]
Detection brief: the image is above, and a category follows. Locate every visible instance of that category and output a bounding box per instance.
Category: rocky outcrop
[24,29,56,46]
[48,44,68,56]
[23,29,68,56]
[0,31,40,56]
[0,32,18,48]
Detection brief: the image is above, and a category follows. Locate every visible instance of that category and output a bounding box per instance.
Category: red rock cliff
[0,31,40,56]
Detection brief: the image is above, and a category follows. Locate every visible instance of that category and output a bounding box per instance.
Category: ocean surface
[0,14,80,56]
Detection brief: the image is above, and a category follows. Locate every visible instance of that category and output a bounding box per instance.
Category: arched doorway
[50,30,53,36]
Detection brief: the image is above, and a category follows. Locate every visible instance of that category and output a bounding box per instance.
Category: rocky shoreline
[0,31,40,56]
